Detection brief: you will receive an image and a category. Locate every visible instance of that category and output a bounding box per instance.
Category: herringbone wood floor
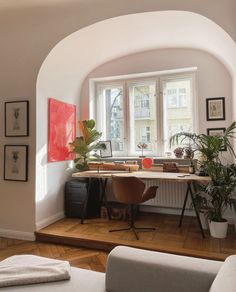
[0,237,107,272]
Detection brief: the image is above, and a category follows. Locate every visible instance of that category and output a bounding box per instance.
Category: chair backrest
[111,176,146,204]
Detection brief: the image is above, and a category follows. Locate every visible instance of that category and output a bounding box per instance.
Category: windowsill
[100,156,191,160]
[98,157,193,165]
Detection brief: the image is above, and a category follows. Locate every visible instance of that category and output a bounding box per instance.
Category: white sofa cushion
[209,255,236,292]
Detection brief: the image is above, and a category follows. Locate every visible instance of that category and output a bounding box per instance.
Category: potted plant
[137,142,148,157]
[173,147,184,158]
[195,163,236,238]
[170,121,236,170]
[170,121,236,238]
[69,119,106,171]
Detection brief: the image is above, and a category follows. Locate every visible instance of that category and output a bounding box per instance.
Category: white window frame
[89,68,198,157]
[160,72,198,154]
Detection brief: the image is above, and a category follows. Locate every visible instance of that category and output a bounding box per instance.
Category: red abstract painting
[48,98,76,162]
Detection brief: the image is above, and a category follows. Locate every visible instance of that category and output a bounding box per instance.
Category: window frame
[90,69,198,157]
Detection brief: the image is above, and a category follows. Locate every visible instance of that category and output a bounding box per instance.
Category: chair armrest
[105,246,222,292]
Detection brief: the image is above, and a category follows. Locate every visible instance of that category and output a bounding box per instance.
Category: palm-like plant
[170,122,236,227]
[69,119,105,171]
[200,162,236,222]
[169,121,236,164]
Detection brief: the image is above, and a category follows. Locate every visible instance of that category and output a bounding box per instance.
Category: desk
[72,171,211,237]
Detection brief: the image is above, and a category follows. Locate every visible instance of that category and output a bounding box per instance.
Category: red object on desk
[142,157,153,169]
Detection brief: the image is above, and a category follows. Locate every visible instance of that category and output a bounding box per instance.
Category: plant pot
[199,210,209,230]
[208,220,228,238]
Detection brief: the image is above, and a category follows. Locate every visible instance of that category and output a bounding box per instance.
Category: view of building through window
[163,78,193,152]
[100,86,125,152]
[129,82,157,155]
[95,72,195,156]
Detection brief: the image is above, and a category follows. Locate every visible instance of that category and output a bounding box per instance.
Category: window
[93,71,196,157]
[162,78,194,152]
[97,85,125,153]
[129,82,157,154]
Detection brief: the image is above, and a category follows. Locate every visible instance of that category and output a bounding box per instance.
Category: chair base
[109,225,155,240]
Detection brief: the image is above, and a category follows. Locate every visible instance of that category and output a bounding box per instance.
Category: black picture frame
[4,145,28,181]
[5,100,29,137]
[206,97,225,121]
[207,127,227,151]
[100,140,112,158]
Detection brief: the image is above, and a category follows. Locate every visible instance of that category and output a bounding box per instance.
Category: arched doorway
[35,10,236,229]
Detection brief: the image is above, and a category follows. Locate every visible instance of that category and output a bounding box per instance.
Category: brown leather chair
[109,176,158,240]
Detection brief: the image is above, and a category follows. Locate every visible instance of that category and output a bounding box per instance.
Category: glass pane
[163,78,193,151]
[129,82,157,155]
[102,86,124,153]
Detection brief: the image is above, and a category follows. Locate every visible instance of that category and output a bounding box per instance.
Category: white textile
[0,255,71,288]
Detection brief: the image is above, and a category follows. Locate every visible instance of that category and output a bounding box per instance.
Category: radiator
[106,179,191,209]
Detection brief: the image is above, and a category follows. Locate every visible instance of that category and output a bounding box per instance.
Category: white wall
[35,76,80,229]
[82,48,232,139]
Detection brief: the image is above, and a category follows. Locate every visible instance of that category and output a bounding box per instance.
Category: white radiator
[106,179,191,209]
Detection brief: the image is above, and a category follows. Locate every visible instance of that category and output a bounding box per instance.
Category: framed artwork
[5,100,29,137]
[207,127,227,151]
[206,97,225,121]
[4,145,28,181]
[100,140,112,158]
[48,98,76,162]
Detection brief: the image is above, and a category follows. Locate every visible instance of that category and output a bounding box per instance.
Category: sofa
[1,246,236,292]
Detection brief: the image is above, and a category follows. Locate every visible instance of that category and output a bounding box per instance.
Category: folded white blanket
[0,254,71,288]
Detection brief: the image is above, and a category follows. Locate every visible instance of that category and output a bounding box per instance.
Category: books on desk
[145,163,189,173]
[88,162,139,172]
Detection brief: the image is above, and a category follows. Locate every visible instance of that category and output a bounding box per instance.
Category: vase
[209,220,228,238]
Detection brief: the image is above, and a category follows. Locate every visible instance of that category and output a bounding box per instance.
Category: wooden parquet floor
[0,237,107,272]
[36,213,236,261]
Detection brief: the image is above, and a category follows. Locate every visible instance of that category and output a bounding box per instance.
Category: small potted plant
[69,119,106,171]
[137,142,148,157]
[173,147,184,158]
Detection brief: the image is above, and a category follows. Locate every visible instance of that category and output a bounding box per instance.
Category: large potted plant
[197,162,236,237]
[69,119,105,171]
[170,121,236,238]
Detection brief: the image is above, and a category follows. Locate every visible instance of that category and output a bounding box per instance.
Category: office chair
[109,176,158,240]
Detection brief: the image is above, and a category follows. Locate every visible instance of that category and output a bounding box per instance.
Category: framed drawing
[100,140,112,158]
[207,127,227,151]
[48,98,76,162]
[206,97,225,121]
[5,100,29,137]
[4,145,28,181]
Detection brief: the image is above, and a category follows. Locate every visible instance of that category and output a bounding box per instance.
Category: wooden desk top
[72,170,211,183]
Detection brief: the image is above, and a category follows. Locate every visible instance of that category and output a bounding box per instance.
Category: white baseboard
[0,228,35,241]
[139,205,236,225]
[139,205,195,216]
[36,211,64,231]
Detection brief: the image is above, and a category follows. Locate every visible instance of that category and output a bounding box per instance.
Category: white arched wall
[36,10,236,229]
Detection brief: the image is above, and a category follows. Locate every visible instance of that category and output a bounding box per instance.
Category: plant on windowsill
[137,142,148,158]
[68,119,106,171]
[170,121,236,238]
